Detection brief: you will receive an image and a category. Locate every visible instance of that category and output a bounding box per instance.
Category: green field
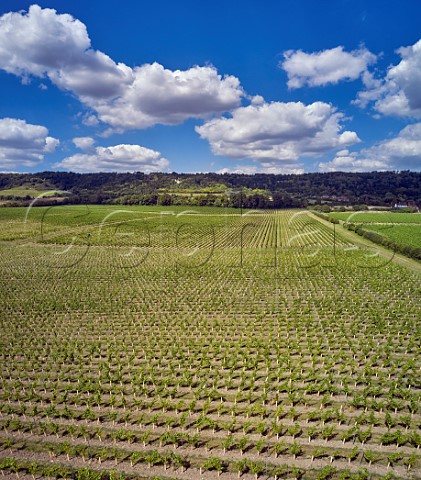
[329,212,421,224]
[0,187,67,198]
[328,211,421,259]
[364,225,421,249]
[0,206,420,479]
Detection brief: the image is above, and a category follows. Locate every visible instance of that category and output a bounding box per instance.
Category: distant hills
[0,170,420,209]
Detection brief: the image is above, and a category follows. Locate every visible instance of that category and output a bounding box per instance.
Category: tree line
[0,170,420,208]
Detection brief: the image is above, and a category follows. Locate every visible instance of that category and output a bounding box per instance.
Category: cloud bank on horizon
[0,3,420,174]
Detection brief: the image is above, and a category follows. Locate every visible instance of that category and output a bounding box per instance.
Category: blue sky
[0,0,420,174]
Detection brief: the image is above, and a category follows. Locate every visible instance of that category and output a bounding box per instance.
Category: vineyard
[328,212,421,224]
[328,211,421,258]
[0,206,420,480]
[360,225,421,250]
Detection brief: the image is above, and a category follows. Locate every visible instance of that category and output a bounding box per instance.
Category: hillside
[0,171,420,208]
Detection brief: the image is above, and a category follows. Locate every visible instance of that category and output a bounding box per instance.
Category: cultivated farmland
[328,211,421,258]
[0,206,420,480]
[328,212,421,225]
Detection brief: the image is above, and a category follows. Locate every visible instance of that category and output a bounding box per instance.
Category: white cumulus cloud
[0,5,132,99]
[196,100,360,170]
[54,144,169,173]
[355,38,421,118]
[319,150,389,172]
[0,5,244,130]
[319,123,421,172]
[0,118,59,169]
[72,136,95,150]
[92,63,243,130]
[281,46,376,89]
